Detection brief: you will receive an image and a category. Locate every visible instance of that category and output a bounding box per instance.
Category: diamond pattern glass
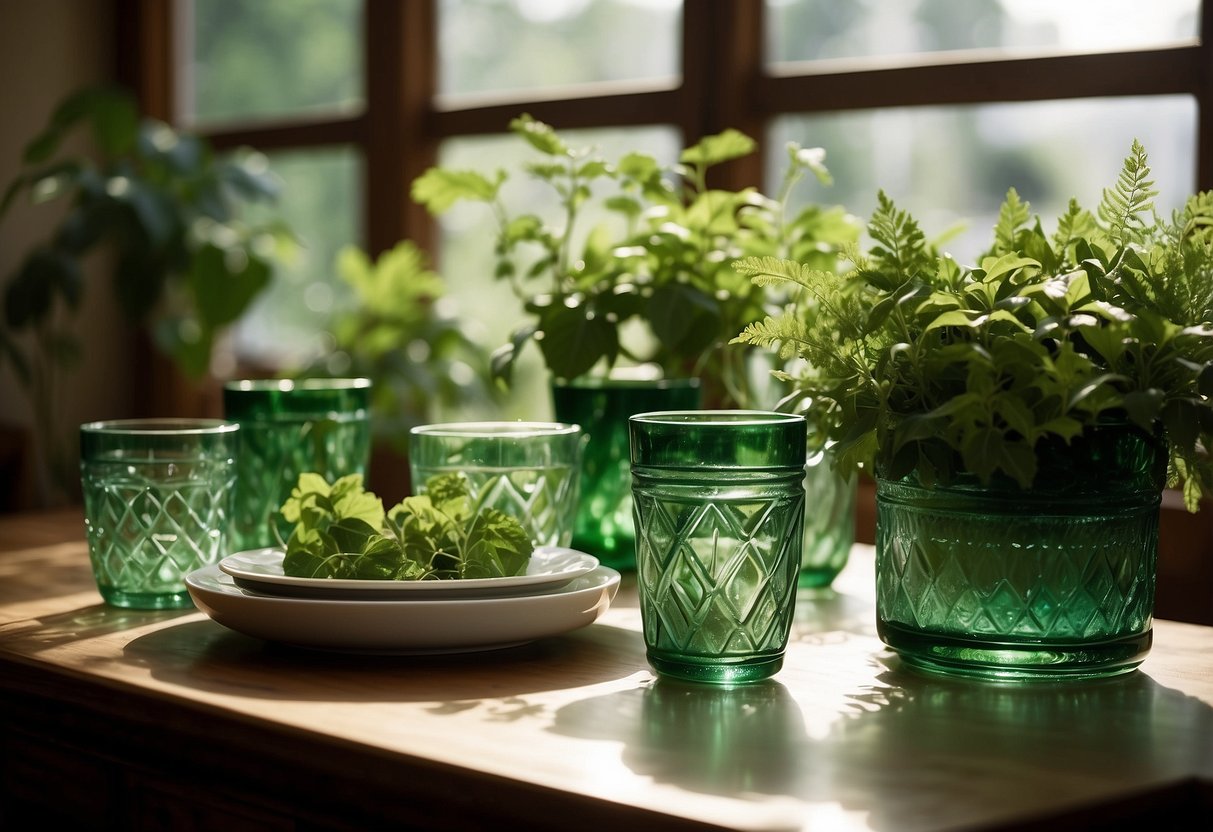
[631,411,807,684]
[80,419,238,609]
[409,422,583,548]
[875,424,1167,680]
[224,378,372,552]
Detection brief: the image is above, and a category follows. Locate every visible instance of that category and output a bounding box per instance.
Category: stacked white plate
[185,547,619,654]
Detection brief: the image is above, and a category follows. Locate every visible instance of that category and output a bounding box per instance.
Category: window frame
[119,0,1213,248]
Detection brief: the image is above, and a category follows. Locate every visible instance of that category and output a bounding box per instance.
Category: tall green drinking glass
[80,419,239,609]
[552,373,701,570]
[630,410,807,684]
[224,378,372,551]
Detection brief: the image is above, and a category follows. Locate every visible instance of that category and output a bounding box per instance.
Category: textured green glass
[631,411,807,684]
[409,421,583,547]
[800,446,856,591]
[80,419,238,609]
[223,378,372,552]
[876,425,1167,681]
[551,375,701,570]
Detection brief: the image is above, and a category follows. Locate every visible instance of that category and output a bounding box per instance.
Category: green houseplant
[412,114,858,570]
[0,85,292,500]
[294,240,498,504]
[734,140,1213,679]
[299,240,497,452]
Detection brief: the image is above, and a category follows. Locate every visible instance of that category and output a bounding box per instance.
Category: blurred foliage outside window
[226,147,361,373]
[772,96,1198,266]
[437,0,681,103]
[767,0,1198,65]
[180,0,363,128]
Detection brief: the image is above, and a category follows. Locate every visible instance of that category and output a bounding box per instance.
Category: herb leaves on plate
[279,472,534,581]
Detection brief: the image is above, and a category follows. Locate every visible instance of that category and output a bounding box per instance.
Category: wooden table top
[1,508,1211,831]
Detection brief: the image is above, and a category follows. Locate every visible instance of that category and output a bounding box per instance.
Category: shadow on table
[551,652,1213,830]
[121,613,648,708]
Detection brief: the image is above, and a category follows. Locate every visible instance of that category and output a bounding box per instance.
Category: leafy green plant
[297,240,497,453]
[411,114,857,405]
[0,85,293,495]
[280,472,533,580]
[733,140,1213,508]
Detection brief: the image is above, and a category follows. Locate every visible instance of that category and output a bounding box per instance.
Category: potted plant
[294,239,498,504]
[412,115,858,570]
[0,85,293,503]
[733,140,1213,679]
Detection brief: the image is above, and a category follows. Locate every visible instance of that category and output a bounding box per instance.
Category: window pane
[437,0,681,103]
[769,96,1196,265]
[179,0,363,127]
[230,148,362,369]
[435,126,681,419]
[767,0,1199,66]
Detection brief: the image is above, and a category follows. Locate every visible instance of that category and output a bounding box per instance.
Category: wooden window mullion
[365,0,437,257]
[682,0,766,190]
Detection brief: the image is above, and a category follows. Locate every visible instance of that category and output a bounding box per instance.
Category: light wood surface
[1,509,1211,830]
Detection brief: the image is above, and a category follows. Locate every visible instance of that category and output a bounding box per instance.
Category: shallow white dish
[186,563,620,654]
[218,546,599,599]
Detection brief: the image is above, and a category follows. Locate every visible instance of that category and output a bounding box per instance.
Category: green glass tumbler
[552,373,702,570]
[799,445,856,591]
[223,378,372,552]
[408,421,583,548]
[876,424,1166,681]
[80,419,239,609]
[630,410,807,684]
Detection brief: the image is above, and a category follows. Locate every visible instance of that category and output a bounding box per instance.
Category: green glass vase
[876,424,1167,681]
[799,445,856,591]
[551,373,701,570]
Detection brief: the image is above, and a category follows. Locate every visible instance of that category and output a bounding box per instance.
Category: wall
[0,0,134,509]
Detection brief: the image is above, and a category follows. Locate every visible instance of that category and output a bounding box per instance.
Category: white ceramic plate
[218,546,599,599]
[186,563,620,654]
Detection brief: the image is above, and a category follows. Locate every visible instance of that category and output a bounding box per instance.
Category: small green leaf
[411,167,501,212]
[979,253,1039,283]
[1122,389,1165,430]
[680,128,755,168]
[537,305,618,381]
[509,113,568,156]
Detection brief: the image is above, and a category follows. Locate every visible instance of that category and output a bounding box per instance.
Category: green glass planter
[551,373,701,570]
[224,378,372,552]
[876,424,1167,681]
[799,445,856,591]
[631,410,807,684]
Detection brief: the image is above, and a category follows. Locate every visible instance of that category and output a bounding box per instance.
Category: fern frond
[991,188,1030,255]
[1052,198,1097,250]
[867,190,929,282]
[731,314,810,362]
[733,255,817,290]
[1098,139,1158,245]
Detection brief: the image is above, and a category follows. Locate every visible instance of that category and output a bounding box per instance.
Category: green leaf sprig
[733,140,1213,509]
[279,472,534,580]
